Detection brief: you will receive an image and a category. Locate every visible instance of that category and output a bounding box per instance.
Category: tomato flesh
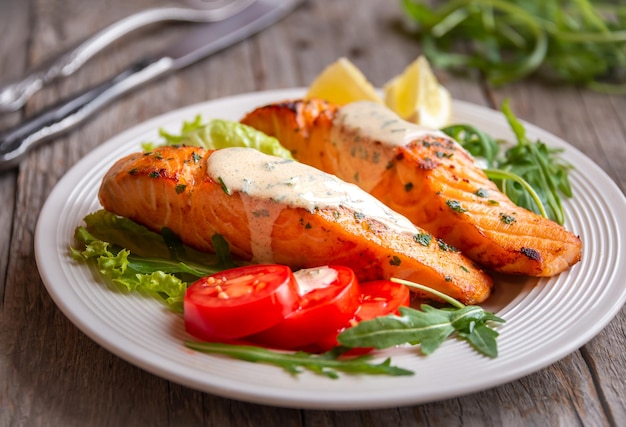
[355,280,411,321]
[314,279,411,352]
[250,265,361,350]
[184,264,300,341]
[184,264,410,352]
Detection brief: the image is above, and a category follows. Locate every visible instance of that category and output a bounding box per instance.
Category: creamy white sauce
[330,101,448,191]
[206,147,419,262]
[240,197,284,263]
[293,266,337,295]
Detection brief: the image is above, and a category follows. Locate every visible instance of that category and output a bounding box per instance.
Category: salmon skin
[98,145,493,304]
[241,99,582,277]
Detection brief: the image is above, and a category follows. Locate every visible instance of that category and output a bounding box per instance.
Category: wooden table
[1,0,625,425]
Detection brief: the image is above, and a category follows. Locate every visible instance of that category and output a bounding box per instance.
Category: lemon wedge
[305,57,383,105]
[383,56,452,129]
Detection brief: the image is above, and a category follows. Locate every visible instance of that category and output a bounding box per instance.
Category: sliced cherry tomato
[250,265,361,350]
[313,279,411,352]
[184,264,301,341]
[355,280,411,321]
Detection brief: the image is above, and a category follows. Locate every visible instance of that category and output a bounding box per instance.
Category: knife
[0,0,302,171]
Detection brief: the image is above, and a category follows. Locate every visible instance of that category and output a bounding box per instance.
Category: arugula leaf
[337,305,503,357]
[498,99,572,225]
[337,306,455,354]
[184,341,414,378]
[337,279,505,358]
[442,99,572,224]
[440,123,500,168]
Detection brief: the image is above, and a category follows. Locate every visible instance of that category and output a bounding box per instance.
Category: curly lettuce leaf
[143,115,293,160]
[71,210,236,312]
[81,210,223,265]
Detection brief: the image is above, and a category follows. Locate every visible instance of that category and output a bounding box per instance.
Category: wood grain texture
[0,0,624,426]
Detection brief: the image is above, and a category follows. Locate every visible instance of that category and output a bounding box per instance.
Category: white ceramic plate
[35,89,626,410]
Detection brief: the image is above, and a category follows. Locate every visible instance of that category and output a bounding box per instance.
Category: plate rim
[35,88,626,409]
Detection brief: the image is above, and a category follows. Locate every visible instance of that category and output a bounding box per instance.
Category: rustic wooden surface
[1,0,625,425]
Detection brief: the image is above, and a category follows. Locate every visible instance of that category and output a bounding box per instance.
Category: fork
[0,0,255,113]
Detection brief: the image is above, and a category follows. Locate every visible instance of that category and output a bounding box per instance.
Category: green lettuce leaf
[71,210,236,312]
[82,210,220,264]
[143,115,293,160]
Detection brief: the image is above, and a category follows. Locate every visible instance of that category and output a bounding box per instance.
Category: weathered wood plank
[0,3,32,426]
[489,80,625,427]
[580,310,626,425]
[0,0,30,304]
[1,0,624,426]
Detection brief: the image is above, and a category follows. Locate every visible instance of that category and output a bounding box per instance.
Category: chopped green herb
[218,177,231,195]
[500,212,516,224]
[148,171,160,178]
[475,188,488,198]
[438,240,457,252]
[435,151,452,158]
[372,151,381,164]
[175,184,187,194]
[413,232,433,246]
[404,182,414,192]
[446,199,467,213]
[390,256,402,266]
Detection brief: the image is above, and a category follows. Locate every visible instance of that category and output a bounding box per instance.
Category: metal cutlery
[0,0,302,171]
[0,0,255,113]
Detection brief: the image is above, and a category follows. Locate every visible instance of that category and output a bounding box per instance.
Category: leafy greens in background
[401,0,626,93]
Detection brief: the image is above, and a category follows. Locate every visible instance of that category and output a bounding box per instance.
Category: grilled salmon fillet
[241,99,582,276]
[98,145,492,304]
